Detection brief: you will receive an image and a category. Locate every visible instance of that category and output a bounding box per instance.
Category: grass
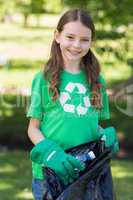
[112,159,133,200]
[0,150,133,200]
[0,151,32,200]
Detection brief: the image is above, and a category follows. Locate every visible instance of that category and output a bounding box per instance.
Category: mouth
[67,49,82,56]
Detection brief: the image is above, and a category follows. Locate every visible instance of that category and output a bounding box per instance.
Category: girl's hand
[30,139,85,185]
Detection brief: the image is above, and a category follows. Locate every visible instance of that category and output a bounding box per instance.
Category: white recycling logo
[59,82,91,116]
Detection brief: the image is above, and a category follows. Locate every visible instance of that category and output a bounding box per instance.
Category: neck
[64,61,81,73]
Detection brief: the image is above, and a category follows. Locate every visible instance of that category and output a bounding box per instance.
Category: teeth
[68,50,81,55]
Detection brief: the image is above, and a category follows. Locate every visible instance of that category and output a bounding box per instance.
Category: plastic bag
[43,140,115,200]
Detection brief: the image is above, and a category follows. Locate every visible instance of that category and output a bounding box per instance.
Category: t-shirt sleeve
[27,72,44,121]
[98,74,110,120]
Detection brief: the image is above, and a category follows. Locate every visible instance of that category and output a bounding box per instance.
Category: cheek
[60,43,68,53]
[60,39,71,48]
[82,43,91,51]
[59,43,67,52]
[80,44,91,56]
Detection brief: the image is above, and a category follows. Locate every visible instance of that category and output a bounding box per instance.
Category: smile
[67,49,82,55]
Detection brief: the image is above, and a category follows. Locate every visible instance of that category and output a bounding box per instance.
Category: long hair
[44,9,102,109]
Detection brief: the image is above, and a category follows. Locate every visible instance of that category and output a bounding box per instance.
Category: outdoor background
[0,0,133,199]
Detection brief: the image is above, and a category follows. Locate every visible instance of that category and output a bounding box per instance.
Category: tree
[30,0,45,13]
[30,0,45,26]
[0,0,15,22]
[63,0,88,9]
[44,0,63,13]
[16,0,31,27]
[62,0,132,27]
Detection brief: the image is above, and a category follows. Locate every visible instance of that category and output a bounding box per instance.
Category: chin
[67,54,82,61]
[68,57,80,62]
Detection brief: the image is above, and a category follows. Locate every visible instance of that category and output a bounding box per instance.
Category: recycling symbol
[59,82,91,116]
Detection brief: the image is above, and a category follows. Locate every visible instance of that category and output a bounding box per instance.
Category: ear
[54,29,60,44]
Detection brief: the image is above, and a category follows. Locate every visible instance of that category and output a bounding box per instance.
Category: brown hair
[44,9,102,109]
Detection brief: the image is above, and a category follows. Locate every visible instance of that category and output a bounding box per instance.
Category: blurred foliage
[16,0,30,24]
[0,94,32,150]
[63,0,132,27]
[0,0,132,27]
[44,0,63,13]
[30,0,45,14]
[0,94,132,151]
[0,0,16,22]
[0,0,63,26]
[16,0,45,26]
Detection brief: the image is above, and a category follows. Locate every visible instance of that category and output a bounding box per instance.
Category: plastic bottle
[76,150,96,163]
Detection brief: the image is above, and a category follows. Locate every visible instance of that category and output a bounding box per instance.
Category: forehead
[62,21,91,37]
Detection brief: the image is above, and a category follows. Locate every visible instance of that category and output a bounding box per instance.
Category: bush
[0,93,133,151]
[0,94,32,150]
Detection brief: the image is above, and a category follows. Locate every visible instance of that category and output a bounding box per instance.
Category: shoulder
[33,71,44,81]
[32,71,48,86]
[98,73,107,87]
[30,71,49,93]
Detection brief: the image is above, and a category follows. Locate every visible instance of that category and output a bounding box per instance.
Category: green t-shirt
[27,70,110,179]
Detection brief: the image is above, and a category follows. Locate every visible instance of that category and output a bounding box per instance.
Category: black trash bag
[43,140,115,200]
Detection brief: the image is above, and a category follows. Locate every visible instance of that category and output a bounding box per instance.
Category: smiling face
[55,21,92,69]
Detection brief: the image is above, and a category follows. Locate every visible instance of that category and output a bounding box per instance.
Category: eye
[66,36,74,40]
[81,39,90,42]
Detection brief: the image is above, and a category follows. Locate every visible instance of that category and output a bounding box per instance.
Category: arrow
[59,92,71,106]
[63,104,75,113]
[75,83,86,94]
[76,104,88,115]
[83,96,91,107]
[65,82,75,93]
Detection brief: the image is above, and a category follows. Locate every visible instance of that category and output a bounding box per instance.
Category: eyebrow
[65,33,90,39]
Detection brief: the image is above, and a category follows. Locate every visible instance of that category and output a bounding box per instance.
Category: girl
[27,9,111,200]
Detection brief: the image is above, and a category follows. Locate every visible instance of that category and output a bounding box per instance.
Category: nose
[73,40,81,48]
